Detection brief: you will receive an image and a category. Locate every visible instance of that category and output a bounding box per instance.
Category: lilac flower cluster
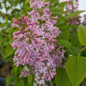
[66,0,81,26]
[67,0,79,12]
[83,15,86,29]
[11,0,65,86]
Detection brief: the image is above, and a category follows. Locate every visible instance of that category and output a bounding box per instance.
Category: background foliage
[0,0,86,86]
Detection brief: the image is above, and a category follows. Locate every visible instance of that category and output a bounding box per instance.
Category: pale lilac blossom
[11,0,65,86]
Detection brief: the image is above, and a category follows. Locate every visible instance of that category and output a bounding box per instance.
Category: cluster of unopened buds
[11,0,65,86]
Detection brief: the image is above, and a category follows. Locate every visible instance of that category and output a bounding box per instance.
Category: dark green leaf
[57,31,70,41]
[71,32,81,47]
[1,45,14,58]
[55,68,71,86]
[56,39,71,48]
[14,79,24,86]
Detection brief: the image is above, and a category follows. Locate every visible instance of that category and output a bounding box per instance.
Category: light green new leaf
[55,68,71,86]
[66,11,85,18]
[66,56,86,86]
[78,25,86,46]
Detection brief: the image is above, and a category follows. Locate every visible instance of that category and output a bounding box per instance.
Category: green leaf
[11,9,21,18]
[0,36,4,45]
[1,45,14,59]
[50,8,66,15]
[78,25,86,46]
[25,0,30,5]
[69,46,79,55]
[57,31,70,41]
[6,75,12,86]
[66,56,86,86]
[50,0,59,5]
[59,25,78,31]
[55,68,71,86]
[66,11,85,18]
[28,74,34,86]
[0,23,6,28]
[56,39,80,54]
[58,1,66,9]
[71,32,81,47]
[0,3,2,9]
[1,38,9,46]
[14,79,24,86]
[56,39,71,48]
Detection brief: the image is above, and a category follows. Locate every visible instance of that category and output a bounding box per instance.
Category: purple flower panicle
[11,0,65,86]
